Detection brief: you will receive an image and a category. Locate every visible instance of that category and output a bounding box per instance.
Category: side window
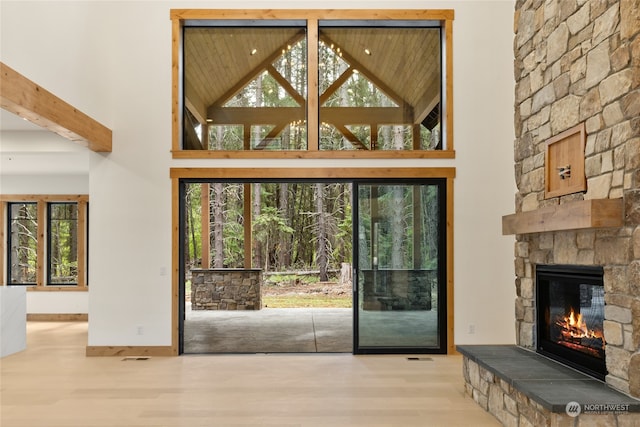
[318,23,442,151]
[8,202,38,285]
[2,197,88,289]
[183,24,308,151]
[48,203,79,285]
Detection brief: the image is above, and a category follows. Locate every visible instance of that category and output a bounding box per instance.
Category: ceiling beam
[212,31,306,108]
[0,62,112,152]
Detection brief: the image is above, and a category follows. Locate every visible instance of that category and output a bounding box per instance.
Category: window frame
[170,9,455,159]
[1,195,88,291]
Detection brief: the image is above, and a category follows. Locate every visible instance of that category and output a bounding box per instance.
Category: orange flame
[556,308,603,340]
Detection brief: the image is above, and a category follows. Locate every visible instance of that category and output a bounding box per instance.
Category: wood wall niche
[544,123,586,199]
[501,122,625,236]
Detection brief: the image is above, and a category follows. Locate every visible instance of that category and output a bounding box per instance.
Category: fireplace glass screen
[536,265,606,380]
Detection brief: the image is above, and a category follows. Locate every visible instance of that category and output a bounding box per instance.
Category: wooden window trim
[170,167,456,355]
[0,195,88,291]
[170,9,455,159]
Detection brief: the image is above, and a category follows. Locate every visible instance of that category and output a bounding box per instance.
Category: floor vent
[407,357,433,361]
[122,356,150,361]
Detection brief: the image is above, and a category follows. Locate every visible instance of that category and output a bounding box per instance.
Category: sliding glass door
[353,180,446,353]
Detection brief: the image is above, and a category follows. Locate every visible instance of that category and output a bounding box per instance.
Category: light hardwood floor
[1,322,500,427]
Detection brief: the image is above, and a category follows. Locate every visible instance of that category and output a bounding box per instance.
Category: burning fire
[556,308,604,342]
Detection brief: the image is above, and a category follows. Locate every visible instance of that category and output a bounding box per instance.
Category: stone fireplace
[508,0,640,399]
[461,0,640,424]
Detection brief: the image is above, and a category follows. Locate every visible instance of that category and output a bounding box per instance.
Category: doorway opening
[177,177,448,355]
[181,180,353,354]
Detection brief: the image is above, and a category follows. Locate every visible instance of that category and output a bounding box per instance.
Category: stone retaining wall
[191,269,261,310]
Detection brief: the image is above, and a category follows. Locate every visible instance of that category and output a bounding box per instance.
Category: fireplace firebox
[536,265,606,380]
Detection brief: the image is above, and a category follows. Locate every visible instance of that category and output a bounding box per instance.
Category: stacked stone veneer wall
[462,357,638,426]
[512,0,640,397]
[191,269,261,310]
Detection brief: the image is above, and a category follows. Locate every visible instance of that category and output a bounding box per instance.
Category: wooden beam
[0,62,112,152]
[501,199,624,235]
[307,19,320,151]
[171,9,455,21]
[212,31,306,108]
[319,67,355,106]
[207,106,305,124]
[320,33,406,108]
[253,122,288,150]
[171,167,456,180]
[208,106,408,127]
[321,107,407,125]
[413,79,440,124]
[333,123,368,150]
[184,79,208,125]
[266,65,305,106]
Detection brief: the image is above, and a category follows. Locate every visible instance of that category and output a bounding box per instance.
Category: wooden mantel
[0,62,112,152]
[502,198,624,235]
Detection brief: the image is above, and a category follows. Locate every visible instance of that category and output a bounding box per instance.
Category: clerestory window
[171,10,454,158]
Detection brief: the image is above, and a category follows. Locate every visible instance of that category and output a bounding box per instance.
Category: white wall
[0,131,89,314]
[0,0,516,347]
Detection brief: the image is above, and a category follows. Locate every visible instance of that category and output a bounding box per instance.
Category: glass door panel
[353,180,446,353]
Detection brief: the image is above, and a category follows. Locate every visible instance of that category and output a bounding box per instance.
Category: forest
[9,202,78,284]
[183,182,440,284]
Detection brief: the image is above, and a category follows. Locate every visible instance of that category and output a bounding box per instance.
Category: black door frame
[352,178,448,354]
[177,177,447,355]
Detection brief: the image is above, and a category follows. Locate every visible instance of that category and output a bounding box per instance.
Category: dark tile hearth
[457,345,640,413]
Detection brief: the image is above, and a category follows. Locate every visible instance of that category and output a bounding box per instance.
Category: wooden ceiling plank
[0,62,112,153]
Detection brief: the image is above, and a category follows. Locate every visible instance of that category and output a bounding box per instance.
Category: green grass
[262,294,352,308]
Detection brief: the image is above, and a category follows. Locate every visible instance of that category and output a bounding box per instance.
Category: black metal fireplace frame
[536,264,606,380]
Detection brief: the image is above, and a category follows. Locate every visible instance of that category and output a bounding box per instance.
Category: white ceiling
[1,109,91,176]
[0,109,44,131]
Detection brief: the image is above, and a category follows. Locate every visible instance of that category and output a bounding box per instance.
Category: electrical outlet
[468,324,475,334]
[137,326,144,335]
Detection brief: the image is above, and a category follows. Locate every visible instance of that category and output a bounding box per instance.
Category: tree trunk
[279,183,291,268]
[390,126,406,269]
[252,183,262,269]
[212,183,224,268]
[316,183,328,281]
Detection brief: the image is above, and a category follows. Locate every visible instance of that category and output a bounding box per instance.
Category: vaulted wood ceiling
[183,25,441,149]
